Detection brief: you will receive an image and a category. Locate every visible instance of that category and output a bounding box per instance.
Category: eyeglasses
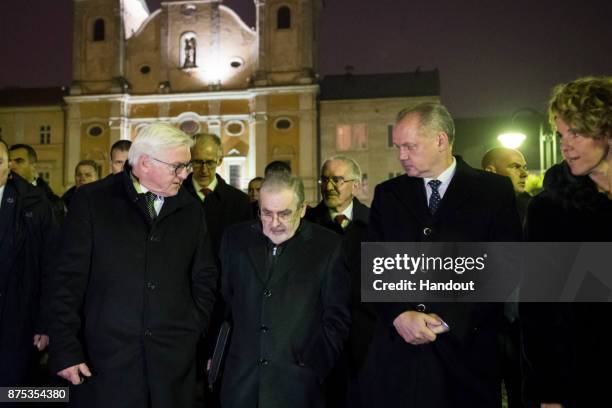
[190,159,219,169]
[260,207,302,223]
[151,157,193,175]
[318,176,356,188]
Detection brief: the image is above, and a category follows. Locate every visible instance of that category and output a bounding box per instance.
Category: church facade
[0,0,439,203]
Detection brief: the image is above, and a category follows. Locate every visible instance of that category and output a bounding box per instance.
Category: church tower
[71,0,149,94]
[254,0,322,86]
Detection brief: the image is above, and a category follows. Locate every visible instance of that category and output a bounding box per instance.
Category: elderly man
[362,102,521,408]
[49,124,218,408]
[0,139,57,387]
[305,156,373,406]
[219,173,350,408]
[9,143,64,222]
[482,147,531,222]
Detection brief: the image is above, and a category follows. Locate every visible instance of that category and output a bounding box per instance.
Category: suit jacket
[219,220,351,408]
[362,156,521,408]
[184,173,252,256]
[49,167,218,408]
[305,198,376,372]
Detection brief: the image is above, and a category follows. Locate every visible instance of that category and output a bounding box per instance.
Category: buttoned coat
[219,220,351,408]
[49,168,218,408]
[361,157,521,408]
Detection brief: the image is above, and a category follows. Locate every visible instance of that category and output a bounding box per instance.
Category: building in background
[0,0,439,204]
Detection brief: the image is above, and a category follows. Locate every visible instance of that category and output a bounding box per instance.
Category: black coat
[219,220,351,408]
[48,168,218,408]
[34,176,65,224]
[361,157,522,408]
[184,173,252,255]
[0,172,58,386]
[305,198,376,372]
[521,162,612,407]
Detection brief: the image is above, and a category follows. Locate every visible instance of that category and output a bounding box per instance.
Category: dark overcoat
[361,157,522,408]
[0,172,57,385]
[48,168,218,408]
[219,220,351,408]
[521,162,612,407]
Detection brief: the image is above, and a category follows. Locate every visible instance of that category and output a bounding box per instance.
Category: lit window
[335,124,368,151]
[93,19,105,42]
[229,164,241,188]
[39,125,51,144]
[277,6,291,29]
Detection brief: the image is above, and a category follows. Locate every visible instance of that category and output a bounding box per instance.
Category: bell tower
[71,0,149,94]
[254,0,322,86]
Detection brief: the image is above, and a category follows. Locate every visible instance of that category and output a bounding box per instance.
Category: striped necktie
[144,191,157,219]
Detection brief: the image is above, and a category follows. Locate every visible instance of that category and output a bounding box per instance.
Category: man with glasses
[49,123,218,408]
[184,133,252,255]
[218,173,350,408]
[305,156,374,407]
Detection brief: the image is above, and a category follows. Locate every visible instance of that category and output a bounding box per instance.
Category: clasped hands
[393,311,449,345]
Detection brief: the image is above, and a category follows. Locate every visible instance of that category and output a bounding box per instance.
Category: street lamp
[497,132,526,149]
[498,108,557,173]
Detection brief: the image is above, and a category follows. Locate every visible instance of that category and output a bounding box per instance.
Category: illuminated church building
[0,0,439,203]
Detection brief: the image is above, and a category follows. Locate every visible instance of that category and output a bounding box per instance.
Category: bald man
[482,147,529,408]
[482,147,531,223]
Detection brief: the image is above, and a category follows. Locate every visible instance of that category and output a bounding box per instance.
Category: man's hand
[57,363,92,385]
[393,311,441,345]
[33,334,49,351]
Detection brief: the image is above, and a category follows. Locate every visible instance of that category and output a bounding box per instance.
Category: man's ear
[217,156,224,166]
[484,165,497,173]
[437,132,450,151]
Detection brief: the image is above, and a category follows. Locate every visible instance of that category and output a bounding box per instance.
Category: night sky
[0,0,610,118]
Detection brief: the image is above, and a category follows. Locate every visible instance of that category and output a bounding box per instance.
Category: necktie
[144,191,157,219]
[334,214,349,229]
[428,180,442,214]
[201,188,212,197]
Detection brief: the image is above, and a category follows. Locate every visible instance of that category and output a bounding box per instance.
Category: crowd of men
[1,98,588,408]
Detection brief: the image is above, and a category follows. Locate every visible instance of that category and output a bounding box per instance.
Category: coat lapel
[393,175,432,224]
[267,222,313,288]
[247,224,269,284]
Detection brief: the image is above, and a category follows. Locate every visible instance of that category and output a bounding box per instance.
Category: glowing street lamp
[497,132,527,149]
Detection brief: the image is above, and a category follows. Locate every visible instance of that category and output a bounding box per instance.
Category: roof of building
[0,87,67,107]
[319,69,440,101]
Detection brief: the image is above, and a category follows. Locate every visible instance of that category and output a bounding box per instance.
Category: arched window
[93,19,105,41]
[277,6,291,29]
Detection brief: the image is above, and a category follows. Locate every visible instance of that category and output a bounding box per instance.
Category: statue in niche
[183,37,196,68]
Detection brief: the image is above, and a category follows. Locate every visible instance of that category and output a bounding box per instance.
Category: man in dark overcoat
[49,124,218,408]
[361,102,522,408]
[305,155,374,407]
[219,174,351,408]
[0,139,57,387]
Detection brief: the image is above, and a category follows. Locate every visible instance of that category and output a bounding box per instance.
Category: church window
[87,125,103,137]
[93,19,105,42]
[277,6,291,29]
[139,65,151,75]
[39,125,51,144]
[180,120,200,135]
[225,121,244,136]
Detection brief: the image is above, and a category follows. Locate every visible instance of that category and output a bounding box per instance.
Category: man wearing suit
[219,173,350,408]
[361,102,521,408]
[49,124,218,408]
[183,133,252,255]
[305,156,374,407]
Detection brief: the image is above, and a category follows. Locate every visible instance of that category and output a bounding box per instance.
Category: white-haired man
[49,123,218,408]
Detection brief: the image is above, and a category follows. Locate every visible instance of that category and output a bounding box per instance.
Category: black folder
[208,320,231,390]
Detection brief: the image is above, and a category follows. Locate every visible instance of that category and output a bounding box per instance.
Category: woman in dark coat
[522,76,612,408]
